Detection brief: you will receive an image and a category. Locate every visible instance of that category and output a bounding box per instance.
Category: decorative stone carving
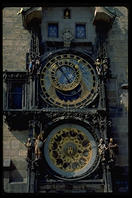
[3,71,29,82]
[24,138,32,162]
[95,57,111,81]
[62,29,73,47]
[108,138,118,163]
[98,138,107,162]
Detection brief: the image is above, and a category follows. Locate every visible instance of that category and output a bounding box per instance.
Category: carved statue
[64,9,70,19]
[34,134,44,160]
[34,56,40,73]
[28,61,33,73]
[98,138,107,162]
[95,57,111,80]
[24,138,32,162]
[102,57,109,78]
[95,58,102,76]
[108,138,118,163]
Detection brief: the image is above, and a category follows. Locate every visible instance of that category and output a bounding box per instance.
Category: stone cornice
[3,71,29,81]
[21,7,42,29]
[93,7,116,27]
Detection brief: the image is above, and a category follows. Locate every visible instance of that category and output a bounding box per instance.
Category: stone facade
[3,7,31,71]
[41,7,96,43]
[3,6,128,193]
[106,7,128,167]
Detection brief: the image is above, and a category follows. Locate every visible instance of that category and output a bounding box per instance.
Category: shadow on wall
[11,129,29,145]
[9,168,24,182]
[3,121,29,144]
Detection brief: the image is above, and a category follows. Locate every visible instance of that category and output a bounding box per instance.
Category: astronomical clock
[3,6,114,193]
[37,48,103,185]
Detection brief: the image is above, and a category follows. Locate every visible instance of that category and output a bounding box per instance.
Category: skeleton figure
[95,58,102,76]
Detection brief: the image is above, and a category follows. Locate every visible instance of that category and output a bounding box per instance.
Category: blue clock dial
[40,53,98,108]
[56,66,76,85]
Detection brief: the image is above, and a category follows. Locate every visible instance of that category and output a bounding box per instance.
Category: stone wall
[3,7,30,71]
[2,6,128,192]
[3,8,30,191]
[3,119,29,192]
[41,7,96,43]
[106,7,128,167]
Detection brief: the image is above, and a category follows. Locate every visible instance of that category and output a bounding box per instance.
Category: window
[75,24,86,39]
[48,23,58,38]
[8,81,23,109]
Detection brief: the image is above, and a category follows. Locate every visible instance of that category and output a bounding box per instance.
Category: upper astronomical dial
[50,58,81,91]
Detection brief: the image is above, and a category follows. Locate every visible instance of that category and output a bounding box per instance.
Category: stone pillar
[3,76,8,110]
[29,77,36,109]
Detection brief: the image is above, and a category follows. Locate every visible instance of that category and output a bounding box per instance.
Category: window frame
[48,23,59,38]
[75,23,86,39]
[7,79,26,110]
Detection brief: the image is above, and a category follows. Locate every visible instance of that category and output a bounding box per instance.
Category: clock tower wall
[3,6,128,193]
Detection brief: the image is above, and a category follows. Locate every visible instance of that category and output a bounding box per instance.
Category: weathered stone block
[11,140,20,149]
[19,150,27,157]
[3,159,11,168]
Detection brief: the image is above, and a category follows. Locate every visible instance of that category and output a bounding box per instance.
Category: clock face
[55,66,76,84]
[40,52,98,108]
[44,123,99,180]
[50,58,81,91]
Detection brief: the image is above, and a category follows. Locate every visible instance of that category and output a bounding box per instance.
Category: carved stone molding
[93,7,116,27]
[3,71,29,82]
[62,29,73,47]
[21,7,42,29]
